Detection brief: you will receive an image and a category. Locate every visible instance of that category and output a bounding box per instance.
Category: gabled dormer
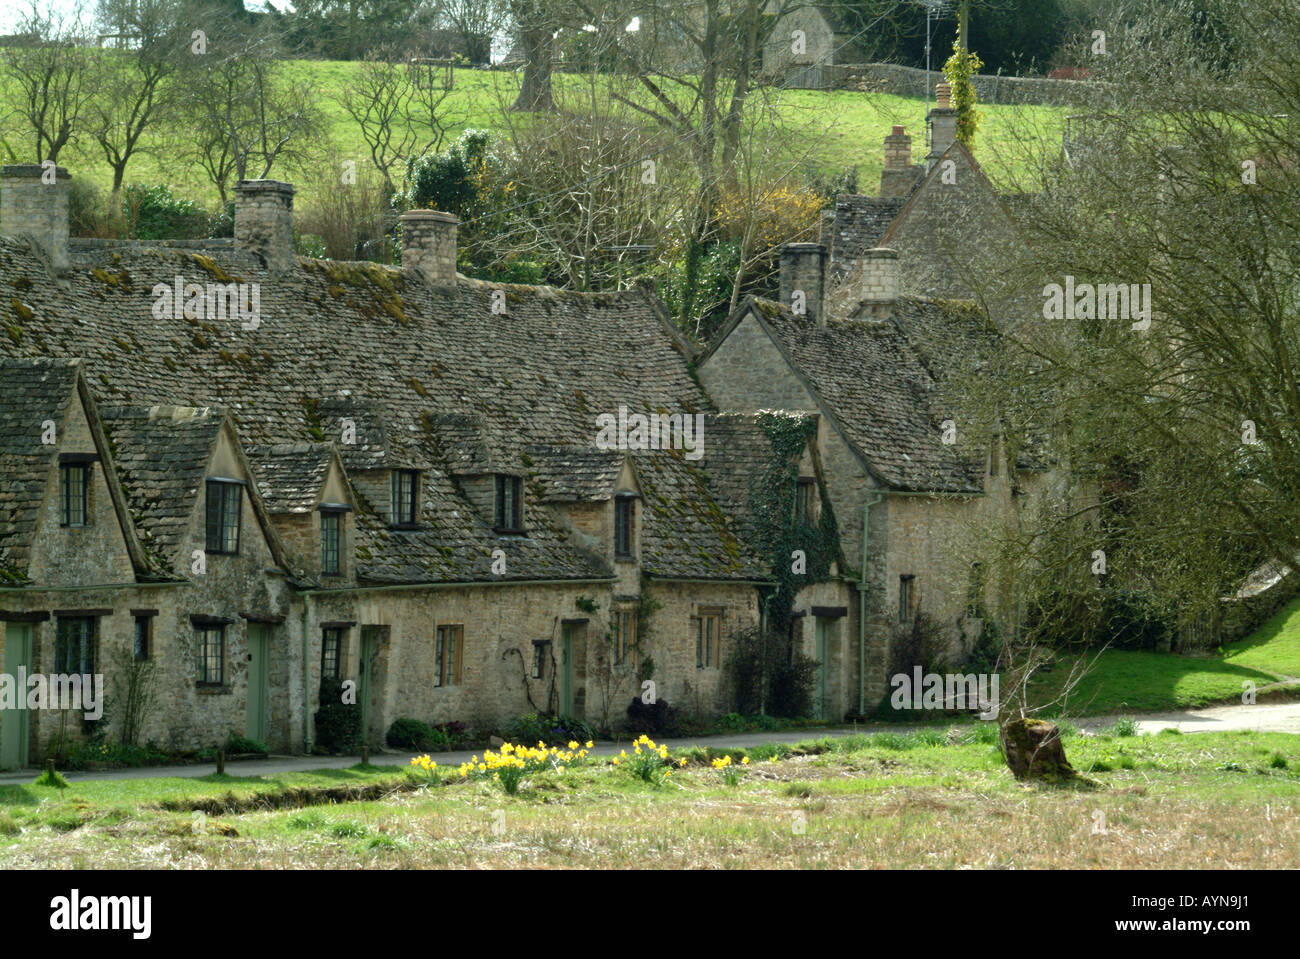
[247,442,356,581]
[1,359,151,587]
[99,405,290,580]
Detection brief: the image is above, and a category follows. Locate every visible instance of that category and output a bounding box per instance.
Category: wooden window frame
[59,462,90,527]
[531,639,549,679]
[614,495,636,559]
[321,626,343,680]
[54,616,97,674]
[612,607,636,667]
[795,477,816,527]
[132,615,151,661]
[204,479,242,555]
[320,509,343,575]
[198,625,226,686]
[899,574,915,624]
[494,474,525,533]
[696,608,723,669]
[435,624,464,687]
[390,470,420,528]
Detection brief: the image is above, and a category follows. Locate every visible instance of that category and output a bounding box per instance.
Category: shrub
[505,713,595,747]
[625,697,679,737]
[225,734,268,755]
[122,183,209,240]
[725,626,818,718]
[68,179,122,238]
[1113,716,1138,737]
[386,718,444,751]
[316,679,362,753]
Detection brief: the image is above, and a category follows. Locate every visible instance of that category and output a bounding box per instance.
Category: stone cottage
[0,164,845,766]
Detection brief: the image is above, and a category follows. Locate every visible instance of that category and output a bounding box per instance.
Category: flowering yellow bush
[446,740,592,794]
[622,734,674,786]
[712,753,749,786]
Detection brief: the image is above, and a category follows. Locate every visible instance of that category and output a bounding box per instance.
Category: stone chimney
[927,83,958,167]
[1,164,71,271]
[400,210,458,286]
[779,242,826,325]
[880,125,915,198]
[234,179,296,272]
[857,247,899,319]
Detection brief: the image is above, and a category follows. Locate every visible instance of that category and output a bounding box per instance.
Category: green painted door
[1,625,33,769]
[560,625,574,716]
[815,618,829,720]
[246,625,269,744]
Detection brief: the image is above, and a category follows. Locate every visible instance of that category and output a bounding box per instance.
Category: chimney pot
[234,179,296,272]
[400,210,459,286]
[2,163,71,271]
[927,86,959,167]
[858,247,899,319]
[779,242,826,325]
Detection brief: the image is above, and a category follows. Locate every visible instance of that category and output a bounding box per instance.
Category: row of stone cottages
[0,92,1055,764]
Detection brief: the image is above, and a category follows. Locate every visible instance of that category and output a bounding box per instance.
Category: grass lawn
[2,727,1297,868]
[0,62,1069,213]
[1031,597,1300,717]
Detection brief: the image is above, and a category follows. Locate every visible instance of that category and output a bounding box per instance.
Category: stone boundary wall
[781,61,1098,106]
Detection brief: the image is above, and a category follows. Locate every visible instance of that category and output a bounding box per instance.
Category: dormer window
[494,474,523,532]
[391,469,420,527]
[614,494,636,559]
[205,479,242,554]
[320,508,345,575]
[59,457,91,527]
[795,477,816,526]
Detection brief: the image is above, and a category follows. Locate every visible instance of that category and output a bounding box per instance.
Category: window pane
[321,512,340,573]
[134,618,149,660]
[223,484,240,552]
[435,626,444,686]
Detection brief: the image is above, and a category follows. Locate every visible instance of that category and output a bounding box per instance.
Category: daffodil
[585,740,594,749]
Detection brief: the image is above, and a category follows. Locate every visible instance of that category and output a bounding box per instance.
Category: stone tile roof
[0,358,80,580]
[246,442,337,514]
[823,195,908,281]
[746,297,984,493]
[524,445,624,502]
[97,404,226,563]
[0,239,773,585]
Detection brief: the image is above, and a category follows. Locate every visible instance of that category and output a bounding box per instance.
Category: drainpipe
[301,595,313,755]
[858,492,882,716]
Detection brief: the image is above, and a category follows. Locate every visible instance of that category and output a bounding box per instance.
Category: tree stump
[1001,718,1076,781]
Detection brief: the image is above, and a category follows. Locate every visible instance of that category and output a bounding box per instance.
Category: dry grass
[2,729,1297,869]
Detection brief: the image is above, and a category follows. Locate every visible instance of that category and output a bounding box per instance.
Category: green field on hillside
[0,62,1071,216]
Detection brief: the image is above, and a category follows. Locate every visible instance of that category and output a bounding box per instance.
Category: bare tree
[337,48,420,195]
[89,0,189,195]
[434,0,504,65]
[175,15,322,199]
[2,2,98,163]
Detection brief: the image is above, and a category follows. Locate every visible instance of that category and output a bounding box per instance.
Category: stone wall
[790,62,1097,106]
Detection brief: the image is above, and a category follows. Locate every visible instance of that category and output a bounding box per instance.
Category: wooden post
[361,744,370,765]
[45,758,55,778]
[216,749,225,775]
